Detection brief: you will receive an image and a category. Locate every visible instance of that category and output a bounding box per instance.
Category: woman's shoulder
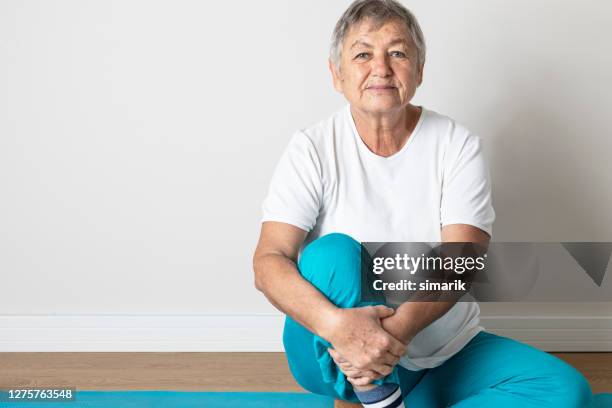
[420,107,481,147]
[297,104,352,149]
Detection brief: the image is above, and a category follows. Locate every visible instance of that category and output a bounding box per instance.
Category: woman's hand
[328,347,385,387]
[322,305,407,377]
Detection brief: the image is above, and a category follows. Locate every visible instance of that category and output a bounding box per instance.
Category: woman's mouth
[366,85,396,93]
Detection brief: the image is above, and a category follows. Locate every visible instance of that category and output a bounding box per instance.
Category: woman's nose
[371,54,392,77]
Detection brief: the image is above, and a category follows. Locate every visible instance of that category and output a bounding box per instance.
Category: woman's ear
[328,58,343,93]
[417,62,425,87]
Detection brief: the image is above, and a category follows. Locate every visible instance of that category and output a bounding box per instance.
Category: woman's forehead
[343,20,412,50]
[343,18,411,46]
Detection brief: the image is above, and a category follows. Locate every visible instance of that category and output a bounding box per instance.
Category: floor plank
[0,352,610,393]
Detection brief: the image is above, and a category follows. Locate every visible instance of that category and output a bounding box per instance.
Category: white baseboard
[480,316,612,351]
[1,314,611,352]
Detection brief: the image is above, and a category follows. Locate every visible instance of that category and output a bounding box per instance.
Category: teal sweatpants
[283,233,593,407]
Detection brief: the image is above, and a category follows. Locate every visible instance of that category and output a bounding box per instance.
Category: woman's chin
[359,100,405,115]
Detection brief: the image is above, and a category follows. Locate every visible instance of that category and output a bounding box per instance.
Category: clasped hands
[324,305,412,388]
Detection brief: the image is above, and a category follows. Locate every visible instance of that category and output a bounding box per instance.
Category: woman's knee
[510,341,593,407]
[548,362,592,407]
[300,233,361,270]
[298,233,363,306]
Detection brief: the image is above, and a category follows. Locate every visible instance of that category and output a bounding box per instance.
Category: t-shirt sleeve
[440,134,495,236]
[261,131,323,232]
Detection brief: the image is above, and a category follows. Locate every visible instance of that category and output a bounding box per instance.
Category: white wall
[1,0,611,350]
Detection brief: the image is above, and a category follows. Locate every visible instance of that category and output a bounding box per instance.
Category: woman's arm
[253,221,337,336]
[381,223,491,344]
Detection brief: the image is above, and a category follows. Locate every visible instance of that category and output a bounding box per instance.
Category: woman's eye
[391,51,406,58]
[355,52,369,59]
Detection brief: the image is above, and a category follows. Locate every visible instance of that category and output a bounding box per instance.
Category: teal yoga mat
[0,391,334,408]
[1,391,610,407]
[592,393,612,408]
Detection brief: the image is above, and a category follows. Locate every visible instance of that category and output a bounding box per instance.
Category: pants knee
[561,366,593,407]
[298,233,363,307]
[552,364,592,407]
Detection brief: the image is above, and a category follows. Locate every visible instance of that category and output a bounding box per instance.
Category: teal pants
[283,233,593,407]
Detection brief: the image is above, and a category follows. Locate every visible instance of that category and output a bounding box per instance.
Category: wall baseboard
[0,314,610,352]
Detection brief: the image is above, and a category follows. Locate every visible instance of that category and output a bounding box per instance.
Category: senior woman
[253,1,592,407]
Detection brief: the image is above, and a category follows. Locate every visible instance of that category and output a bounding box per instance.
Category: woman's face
[330,18,423,115]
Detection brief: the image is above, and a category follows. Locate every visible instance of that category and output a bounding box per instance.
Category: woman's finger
[369,362,394,377]
[379,350,401,366]
[328,348,347,363]
[347,375,375,387]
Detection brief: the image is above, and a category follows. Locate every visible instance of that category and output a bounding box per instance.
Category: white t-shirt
[261,104,495,370]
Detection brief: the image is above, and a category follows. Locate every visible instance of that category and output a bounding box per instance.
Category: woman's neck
[351,104,421,157]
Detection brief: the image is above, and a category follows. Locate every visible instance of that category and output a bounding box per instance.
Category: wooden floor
[1,352,611,394]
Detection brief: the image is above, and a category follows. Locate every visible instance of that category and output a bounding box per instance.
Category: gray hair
[330,0,426,69]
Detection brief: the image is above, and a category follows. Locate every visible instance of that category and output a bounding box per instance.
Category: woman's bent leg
[282,233,423,402]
